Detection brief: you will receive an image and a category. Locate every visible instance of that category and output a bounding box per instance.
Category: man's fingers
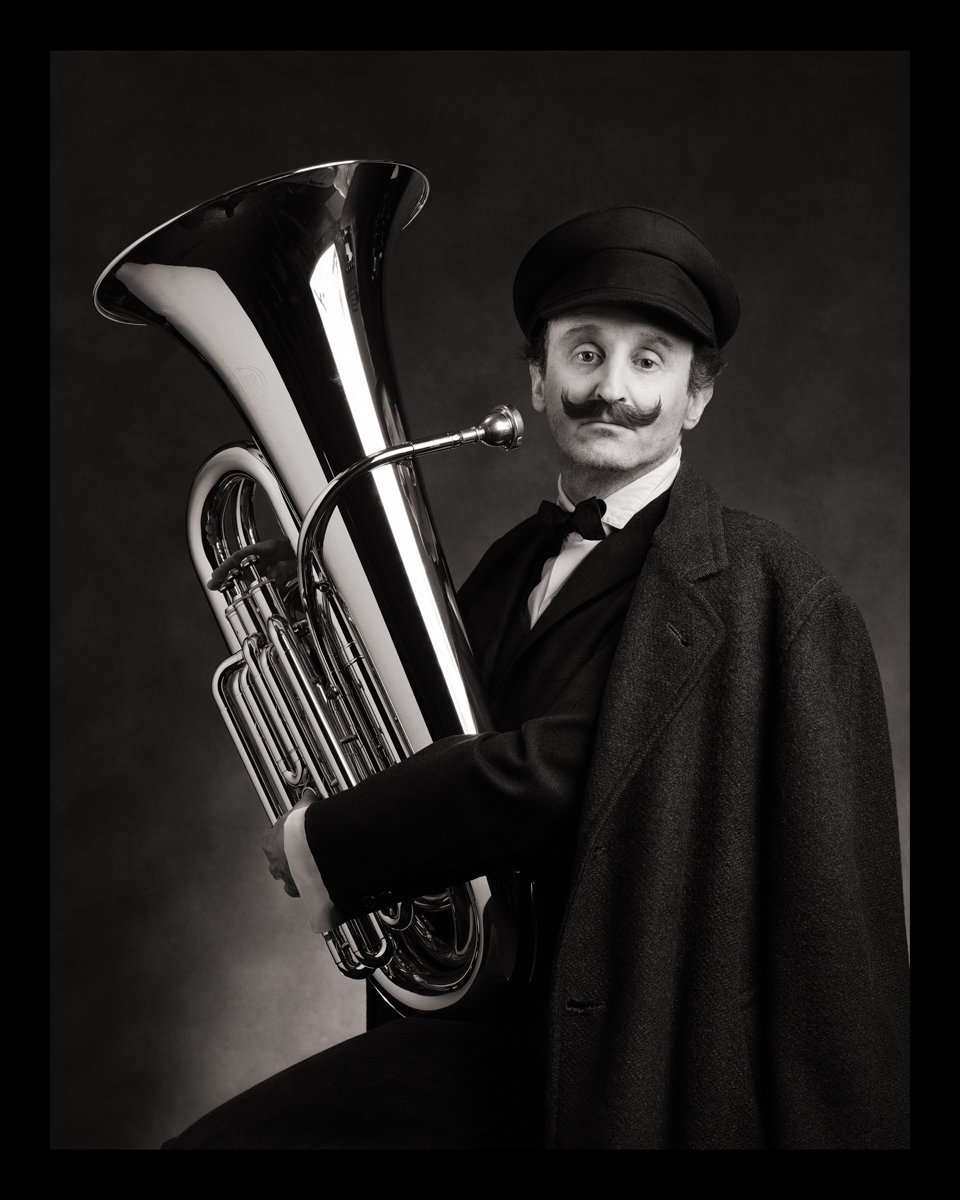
[269,862,299,896]
[247,538,295,559]
[207,539,297,591]
[262,814,299,896]
[264,560,298,585]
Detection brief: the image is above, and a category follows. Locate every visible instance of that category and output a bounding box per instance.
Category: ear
[530,362,546,414]
[682,383,713,431]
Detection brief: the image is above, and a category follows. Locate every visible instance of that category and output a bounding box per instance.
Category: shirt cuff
[283,797,340,933]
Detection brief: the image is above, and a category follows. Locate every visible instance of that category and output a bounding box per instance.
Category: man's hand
[206,537,298,593]
[263,795,345,932]
[262,810,300,897]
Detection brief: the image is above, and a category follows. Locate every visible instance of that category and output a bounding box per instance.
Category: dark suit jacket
[306,490,670,941]
[307,463,910,1149]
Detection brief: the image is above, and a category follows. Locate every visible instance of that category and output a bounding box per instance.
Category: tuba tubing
[94,160,536,1016]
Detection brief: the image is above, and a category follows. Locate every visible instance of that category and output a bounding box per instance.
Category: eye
[575,350,600,364]
[638,356,658,369]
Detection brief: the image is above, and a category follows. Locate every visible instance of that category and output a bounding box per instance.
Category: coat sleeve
[302,625,622,919]
[767,582,909,1148]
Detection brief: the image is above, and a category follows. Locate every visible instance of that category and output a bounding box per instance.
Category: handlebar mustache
[560,392,662,427]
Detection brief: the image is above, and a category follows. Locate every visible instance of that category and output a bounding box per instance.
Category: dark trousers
[161,1018,546,1149]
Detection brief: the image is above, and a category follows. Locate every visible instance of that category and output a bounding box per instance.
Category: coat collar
[650,460,728,582]
[576,462,729,841]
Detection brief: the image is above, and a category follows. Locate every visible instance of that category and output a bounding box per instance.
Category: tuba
[94,160,534,1016]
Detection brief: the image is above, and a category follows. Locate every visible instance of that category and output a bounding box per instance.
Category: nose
[595,353,630,403]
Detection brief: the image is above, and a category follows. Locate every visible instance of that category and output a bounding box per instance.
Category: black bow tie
[538,496,607,546]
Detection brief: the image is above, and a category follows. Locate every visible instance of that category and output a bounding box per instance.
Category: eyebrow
[560,324,676,350]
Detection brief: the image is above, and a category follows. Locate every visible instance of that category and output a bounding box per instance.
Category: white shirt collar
[557,444,682,531]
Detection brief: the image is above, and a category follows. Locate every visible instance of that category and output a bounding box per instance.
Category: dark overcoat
[308,462,909,1149]
[545,462,909,1148]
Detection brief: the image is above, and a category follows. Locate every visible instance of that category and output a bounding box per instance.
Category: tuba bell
[94,160,535,1016]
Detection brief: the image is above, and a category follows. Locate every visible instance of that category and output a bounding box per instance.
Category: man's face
[530,305,713,490]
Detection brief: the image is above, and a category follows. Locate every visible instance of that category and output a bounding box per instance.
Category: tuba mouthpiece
[477,405,524,450]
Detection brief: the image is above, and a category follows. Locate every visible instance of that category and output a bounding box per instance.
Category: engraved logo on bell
[233,365,266,399]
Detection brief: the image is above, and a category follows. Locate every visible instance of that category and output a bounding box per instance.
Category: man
[165,207,909,1149]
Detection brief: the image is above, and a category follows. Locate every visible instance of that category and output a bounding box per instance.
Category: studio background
[51,51,909,1150]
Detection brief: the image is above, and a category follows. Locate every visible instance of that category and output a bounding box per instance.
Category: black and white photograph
[51,51,909,1149]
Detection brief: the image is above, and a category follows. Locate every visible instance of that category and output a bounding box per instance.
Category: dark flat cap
[513,206,739,347]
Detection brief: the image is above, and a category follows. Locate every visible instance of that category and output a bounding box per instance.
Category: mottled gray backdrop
[51,51,909,1149]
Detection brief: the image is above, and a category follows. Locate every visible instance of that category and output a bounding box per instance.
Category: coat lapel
[456,516,548,688]
[456,514,542,615]
[492,489,671,690]
[577,464,729,842]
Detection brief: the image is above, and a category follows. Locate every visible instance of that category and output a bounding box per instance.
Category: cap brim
[534,288,717,345]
